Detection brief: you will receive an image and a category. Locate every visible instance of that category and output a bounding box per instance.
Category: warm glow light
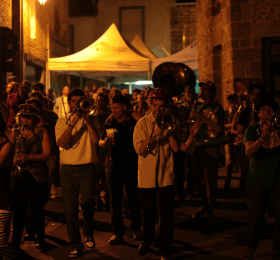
[38,0,47,5]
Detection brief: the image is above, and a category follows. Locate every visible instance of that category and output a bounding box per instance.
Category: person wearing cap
[235,83,265,197]
[190,81,225,219]
[243,93,280,259]
[7,80,31,130]
[55,88,99,257]
[133,88,180,260]
[99,94,142,245]
[10,103,51,250]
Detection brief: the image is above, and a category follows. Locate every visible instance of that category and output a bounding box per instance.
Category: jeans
[139,186,175,256]
[61,163,96,248]
[106,164,141,237]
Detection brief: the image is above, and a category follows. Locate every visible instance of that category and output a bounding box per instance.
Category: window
[119,6,145,42]
[69,0,99,17]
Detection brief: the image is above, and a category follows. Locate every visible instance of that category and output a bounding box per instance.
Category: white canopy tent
[47,23,151,84]
[152,42,198,71]
[131,34,157,60]
[151,43,170,58]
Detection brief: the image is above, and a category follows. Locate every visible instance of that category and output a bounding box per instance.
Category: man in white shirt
[53,86,70,118]
[133,88,180,260]
[55,88,99,258]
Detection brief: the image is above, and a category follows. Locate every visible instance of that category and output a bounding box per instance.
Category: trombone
[65,96,95,128]
[147,112,179,155]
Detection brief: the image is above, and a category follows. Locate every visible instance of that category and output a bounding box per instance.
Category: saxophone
[12,127,26,176]
[249,101,255,126]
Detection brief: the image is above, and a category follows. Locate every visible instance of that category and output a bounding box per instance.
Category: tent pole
[80,74,83,89]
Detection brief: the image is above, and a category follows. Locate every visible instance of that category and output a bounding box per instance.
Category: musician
[235,83,264,196]
[55,88,99,257]
[191,81,224,219]
[133,88,180,260]
[10,104,51,250]
[223,93,239,191]
[177,85,200,198]
[99,94,142,245]
[0,112,15,258]
[243,94,280,259]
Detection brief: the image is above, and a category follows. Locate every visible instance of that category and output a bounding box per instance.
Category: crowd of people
[0,78,280,260]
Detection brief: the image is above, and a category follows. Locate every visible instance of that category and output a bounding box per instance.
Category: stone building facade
[170,3,197,54]
[0,0,69,91]
[196,0,280,106]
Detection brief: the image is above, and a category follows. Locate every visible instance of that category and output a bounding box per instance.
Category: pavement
[7,167,277,260]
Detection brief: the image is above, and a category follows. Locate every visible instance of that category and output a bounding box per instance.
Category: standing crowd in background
[0,78,280,260]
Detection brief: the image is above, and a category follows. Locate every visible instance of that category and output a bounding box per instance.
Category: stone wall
[197,0,280,106]
[0,0,12,28]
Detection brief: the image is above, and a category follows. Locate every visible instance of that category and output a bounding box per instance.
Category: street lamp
[38,0,47,5]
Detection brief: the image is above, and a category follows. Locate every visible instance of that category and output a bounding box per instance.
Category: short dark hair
[68,88,85,103]
[132,88,141,94]
[97,92,109,106]
[30,91,43,102]
[26,98,43,111]
[247,83,264,94]
[32,82,45,92]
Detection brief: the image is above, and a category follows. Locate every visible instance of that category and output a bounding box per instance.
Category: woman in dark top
[10,104,51,249]
[0,112,14,254]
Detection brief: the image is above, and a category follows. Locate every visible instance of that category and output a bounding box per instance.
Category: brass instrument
[12,127,26,176]
[66,96,95,127]
[147,112,179,155]
[186,95,202,125]
[258,111,280,151]
[249,101,255,125]
[156,112,179,132]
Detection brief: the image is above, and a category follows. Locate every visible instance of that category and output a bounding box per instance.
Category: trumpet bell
[271,111,280,130]
[76,96,95,115]
[156,112,179,132]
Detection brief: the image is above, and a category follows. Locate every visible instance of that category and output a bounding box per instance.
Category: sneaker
[108,235,124,245]
[192,206,209,218]
[133,229,144,241]
[69,247,82,258]
[84,236,95,250]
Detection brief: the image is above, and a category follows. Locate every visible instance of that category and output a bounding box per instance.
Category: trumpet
[66,96,95,127]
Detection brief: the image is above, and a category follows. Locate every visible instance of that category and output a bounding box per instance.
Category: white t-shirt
[55,114,99,165]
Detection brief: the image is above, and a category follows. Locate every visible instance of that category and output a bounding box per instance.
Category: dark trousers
[247,185,280,254]
[139,186,175,256]
[12,171,47,245]
[106,165,141,236]
[192,148,219,210]
[225,144,249,194]
[61,163,96,248]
